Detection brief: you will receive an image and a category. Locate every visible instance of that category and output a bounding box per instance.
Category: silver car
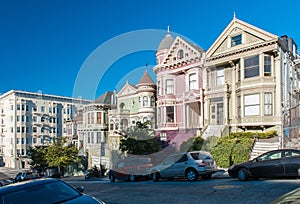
[150,151,217,181]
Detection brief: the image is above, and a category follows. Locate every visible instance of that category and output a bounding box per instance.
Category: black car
[228,149,300,181]
[0,178,105,204]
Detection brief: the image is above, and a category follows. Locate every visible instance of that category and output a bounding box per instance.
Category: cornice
[205,39,278,63]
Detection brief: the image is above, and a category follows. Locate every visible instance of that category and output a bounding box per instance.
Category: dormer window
[231,34,242,47]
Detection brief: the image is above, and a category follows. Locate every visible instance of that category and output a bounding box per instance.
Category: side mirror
[76,186,85,193]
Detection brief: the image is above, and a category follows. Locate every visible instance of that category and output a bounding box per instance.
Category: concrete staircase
[250,140,279,160]
[202,125,224,139]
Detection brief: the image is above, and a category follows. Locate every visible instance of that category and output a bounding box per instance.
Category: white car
[150,151,217,181]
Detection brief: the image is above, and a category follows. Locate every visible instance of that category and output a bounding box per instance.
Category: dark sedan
[0,178,105,204]
[228,149,300,181]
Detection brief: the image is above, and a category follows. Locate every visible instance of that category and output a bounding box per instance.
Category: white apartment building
[0,90,90,169]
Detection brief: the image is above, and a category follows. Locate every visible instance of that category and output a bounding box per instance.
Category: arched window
[143,117,148,123]
[119,103,125,110]
[143,96,148,107]
[177,49,184,59]
[150,96,155,106]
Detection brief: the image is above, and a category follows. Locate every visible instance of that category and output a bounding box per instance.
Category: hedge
[210,131,277,168]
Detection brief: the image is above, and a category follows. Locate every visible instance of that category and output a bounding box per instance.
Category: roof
[0,178,56,195]
[138,70,155,85]
[94,91,114,104]
[157,33,174,50]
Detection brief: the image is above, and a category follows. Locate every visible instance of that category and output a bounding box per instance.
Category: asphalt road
[65,177,300,204]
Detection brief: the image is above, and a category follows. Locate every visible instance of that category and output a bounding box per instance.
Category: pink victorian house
[153,30,206,146]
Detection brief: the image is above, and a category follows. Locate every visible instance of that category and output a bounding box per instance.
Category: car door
[172,154,188,177]
[159,155,177,178]
[251,150,284,178]
[282,150,300,176]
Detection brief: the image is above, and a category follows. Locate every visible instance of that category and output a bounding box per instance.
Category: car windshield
[2,180,81,204]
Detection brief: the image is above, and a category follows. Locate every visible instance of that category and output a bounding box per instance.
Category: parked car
[150,151,217,182]
[0,178,105,204]
[108,156,152,182]
[14,171,41,183]
[228,149,300,181]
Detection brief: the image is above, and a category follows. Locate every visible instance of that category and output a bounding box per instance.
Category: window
[216,67,224,86]
[244,94,260,116]
[160,132,167,141]
[264,55,271,76]
[41,106,45,113]
[244,55,259,78]
[157,107,161,124]
[33,127,37,133]
[143,117,148,123]
[237,96,241,117]
[189,73,197,90]
[97,112,102,124]
[264,93,272,116]
[165,79,174,94]
[177,49,184,59]
[166,106,174,123]
[231,35,242,46]
[150,96,155,107]
[157,81,161,95]
[143,96,148,107]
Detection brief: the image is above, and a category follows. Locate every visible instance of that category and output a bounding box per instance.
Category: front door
[210,103,223,125]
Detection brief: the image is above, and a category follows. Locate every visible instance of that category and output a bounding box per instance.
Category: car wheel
[238,168,250,181]
[152,172,160,182]
[129,174,136,182]
[201,174,212,180]
[109,174,116,182]
[186,169,198,181]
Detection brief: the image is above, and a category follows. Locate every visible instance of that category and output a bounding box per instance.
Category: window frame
[244,55,260,78]
[231,34,242,47]
[244,94,260,116]
[165,79,174,95]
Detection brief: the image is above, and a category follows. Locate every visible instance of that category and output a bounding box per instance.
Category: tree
[44,137,80,176]
[179,136,204,152]
[119,121,163,155]
[28,146,48,172]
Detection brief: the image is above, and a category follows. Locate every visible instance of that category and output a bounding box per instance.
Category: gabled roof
[138,70,155,85]
[117,82,137,96]
[206,16,278,58]
[94,91,114,104]
[160,36,204,65]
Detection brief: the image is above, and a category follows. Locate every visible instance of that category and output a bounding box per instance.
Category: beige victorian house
[204,16,300,148]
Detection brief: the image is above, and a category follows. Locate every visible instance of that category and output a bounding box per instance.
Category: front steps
[250,140,279,160]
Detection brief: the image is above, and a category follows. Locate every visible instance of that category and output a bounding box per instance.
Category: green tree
[179,136,204,152]
[28,146,48,172]
[119,121,163,155]
[44,138,80,176]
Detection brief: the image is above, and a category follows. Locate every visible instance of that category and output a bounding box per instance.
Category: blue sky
[0,0,299,100]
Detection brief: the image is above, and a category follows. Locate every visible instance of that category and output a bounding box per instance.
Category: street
[65,177,300,204]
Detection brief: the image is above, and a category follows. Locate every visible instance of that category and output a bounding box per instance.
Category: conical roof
[157,33,174,51]
[138,70,155,85]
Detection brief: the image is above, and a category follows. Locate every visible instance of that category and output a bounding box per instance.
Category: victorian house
[107,70,156,152]
[204,15,300,147]
[153,30,206,146]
